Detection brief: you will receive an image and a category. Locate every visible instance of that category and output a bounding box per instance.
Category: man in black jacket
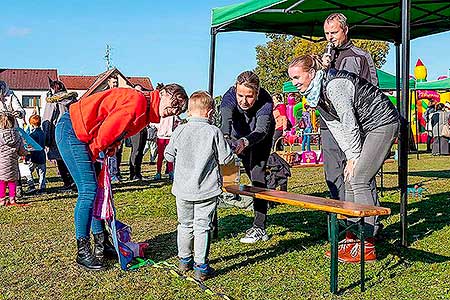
[220,71,275,243]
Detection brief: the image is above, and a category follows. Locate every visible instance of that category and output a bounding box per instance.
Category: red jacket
[69,88,160,160]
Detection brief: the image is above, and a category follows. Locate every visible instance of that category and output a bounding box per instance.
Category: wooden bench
[220,184,391,294]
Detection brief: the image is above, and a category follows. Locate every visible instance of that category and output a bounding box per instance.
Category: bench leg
[329,213,339,294]
[359,218,366,292]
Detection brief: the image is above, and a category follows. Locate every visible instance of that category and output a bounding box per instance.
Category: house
[0,68,153,122]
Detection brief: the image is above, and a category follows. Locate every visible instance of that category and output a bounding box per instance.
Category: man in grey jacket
[321,13,380,216]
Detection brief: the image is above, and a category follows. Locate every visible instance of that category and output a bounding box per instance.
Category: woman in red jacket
[56,85,187,270]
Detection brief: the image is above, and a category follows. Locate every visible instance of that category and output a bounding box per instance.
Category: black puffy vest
[317,69,399,134]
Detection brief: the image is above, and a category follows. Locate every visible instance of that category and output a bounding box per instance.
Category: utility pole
[105,44,112,70]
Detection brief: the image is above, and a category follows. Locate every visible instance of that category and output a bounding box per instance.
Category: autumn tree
[255,34,390,93]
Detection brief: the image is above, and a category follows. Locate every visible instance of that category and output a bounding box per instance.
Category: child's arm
[215,129,234,165]
[164,127,180,163]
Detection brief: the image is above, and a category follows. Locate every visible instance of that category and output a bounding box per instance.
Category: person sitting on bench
[288,55,399,263]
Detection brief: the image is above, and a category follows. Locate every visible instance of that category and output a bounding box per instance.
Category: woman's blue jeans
[302,127,312,151]
[55,112,104,239]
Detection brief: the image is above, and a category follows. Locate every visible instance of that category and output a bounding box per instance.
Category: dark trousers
[240,149,270,230]
[272,129,284,151]
[56,159,74,187]
[129,128,147,179]
[116,142,124,178]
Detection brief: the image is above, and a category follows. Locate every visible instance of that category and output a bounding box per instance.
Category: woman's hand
[344,158,358,182]
[105,141,121,157]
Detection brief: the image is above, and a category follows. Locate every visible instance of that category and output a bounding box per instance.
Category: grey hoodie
[0,128,27,181]
[164,117,234,201]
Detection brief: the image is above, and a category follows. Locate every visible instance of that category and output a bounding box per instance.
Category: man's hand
[344,158,358,182]
[322,53,332,68]
[234,138,248,155]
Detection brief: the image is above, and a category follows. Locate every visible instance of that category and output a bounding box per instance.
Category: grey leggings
[346,122,399,236]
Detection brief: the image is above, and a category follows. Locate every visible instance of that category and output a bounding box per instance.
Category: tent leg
[208,28,217,96]
[399,0,411,248]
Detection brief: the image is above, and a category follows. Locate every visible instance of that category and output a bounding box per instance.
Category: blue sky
[2,0,450,96]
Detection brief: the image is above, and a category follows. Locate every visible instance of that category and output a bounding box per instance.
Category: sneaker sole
[239,236,270,243]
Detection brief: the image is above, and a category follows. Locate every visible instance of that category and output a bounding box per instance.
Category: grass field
[1,150,450,300]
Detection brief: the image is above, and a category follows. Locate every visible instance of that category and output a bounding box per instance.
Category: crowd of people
[0,12,415,281]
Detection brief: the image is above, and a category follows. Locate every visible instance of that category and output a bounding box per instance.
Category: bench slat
[224,185,390,217]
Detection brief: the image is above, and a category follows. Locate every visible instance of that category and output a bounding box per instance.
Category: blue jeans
[55,112,104,239]
[302,127,312,151]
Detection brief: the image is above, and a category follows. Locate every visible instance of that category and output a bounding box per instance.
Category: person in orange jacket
[55,85,188,271]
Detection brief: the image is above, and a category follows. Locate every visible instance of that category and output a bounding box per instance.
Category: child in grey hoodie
[164,91,234,281]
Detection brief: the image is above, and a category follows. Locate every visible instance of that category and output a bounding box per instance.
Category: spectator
[25,115,46,194]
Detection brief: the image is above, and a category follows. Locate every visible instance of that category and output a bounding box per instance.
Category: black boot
[93,231,117,261]
[76,237,105,271]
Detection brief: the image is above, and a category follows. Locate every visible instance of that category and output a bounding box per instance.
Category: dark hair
[436,103,445,111]
[235,71,260,96]
[109,74,118,80]
[48,77,67,93]
[161,83,189,115]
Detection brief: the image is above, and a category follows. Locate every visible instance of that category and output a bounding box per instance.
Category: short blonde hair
[188,91,214,112]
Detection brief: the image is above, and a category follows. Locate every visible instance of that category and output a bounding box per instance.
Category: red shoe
[325,231,357,259]
[339,238,377,263]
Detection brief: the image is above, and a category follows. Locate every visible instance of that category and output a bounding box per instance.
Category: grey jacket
[164,117,234,201]
[0,128,27,181]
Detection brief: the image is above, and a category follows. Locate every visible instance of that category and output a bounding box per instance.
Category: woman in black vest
[288,55,399,263]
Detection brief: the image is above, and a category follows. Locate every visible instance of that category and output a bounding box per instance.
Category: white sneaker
[239,227,269,243]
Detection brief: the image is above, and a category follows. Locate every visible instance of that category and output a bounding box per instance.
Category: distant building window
[22,95,41,108]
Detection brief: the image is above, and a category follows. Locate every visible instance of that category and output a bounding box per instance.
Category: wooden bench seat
[223,184,390,218]
[221,184,391,294]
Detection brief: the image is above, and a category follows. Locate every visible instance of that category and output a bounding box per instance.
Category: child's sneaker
[239,226,269,243]
[168,171,174,181]
[0,198,5,206]
[153,173,161,180]
[179,256,194,272]
[194,263,215,281]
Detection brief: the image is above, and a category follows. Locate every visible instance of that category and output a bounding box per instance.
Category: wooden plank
[223,185,390,218]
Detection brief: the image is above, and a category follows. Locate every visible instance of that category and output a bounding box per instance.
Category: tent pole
[208,28,217,96]
[399,0,411,247]
[415,90,420,159]
[395,42,401,186]
[395,43,401,110]
[209,27,218,239]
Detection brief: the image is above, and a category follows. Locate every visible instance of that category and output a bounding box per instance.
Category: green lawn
[1,150,450,300]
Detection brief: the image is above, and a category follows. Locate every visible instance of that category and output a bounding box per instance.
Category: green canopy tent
[416,77,450,90]
[208,0,450,252]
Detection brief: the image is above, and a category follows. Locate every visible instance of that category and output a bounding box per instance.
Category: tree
[255,34,390,94]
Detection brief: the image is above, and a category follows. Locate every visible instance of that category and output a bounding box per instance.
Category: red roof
[59,75,98,90]
[127,77,154,90]
[0,69,58,90]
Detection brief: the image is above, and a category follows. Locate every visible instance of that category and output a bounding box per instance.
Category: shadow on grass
[380,191,450,259]
[383,169,450,179]
[143,231,178,262]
